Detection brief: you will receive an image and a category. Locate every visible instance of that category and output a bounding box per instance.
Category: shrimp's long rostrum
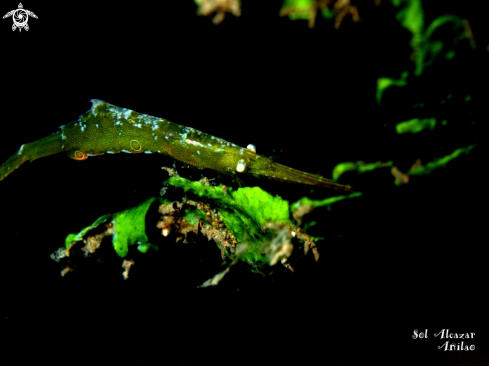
[0,100,355,192]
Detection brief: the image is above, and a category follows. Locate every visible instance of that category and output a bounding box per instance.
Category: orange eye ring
[75,151,87,160]
[69,150,88,161]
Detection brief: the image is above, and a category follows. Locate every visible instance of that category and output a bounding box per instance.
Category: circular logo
[12,9,28,28]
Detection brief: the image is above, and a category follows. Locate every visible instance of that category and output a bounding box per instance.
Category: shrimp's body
[0,100,355,192]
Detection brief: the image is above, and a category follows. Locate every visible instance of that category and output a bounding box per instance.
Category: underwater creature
[0,99,355,192]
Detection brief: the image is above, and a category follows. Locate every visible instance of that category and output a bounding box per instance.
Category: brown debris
[280,0,377,29]
[199,177,211,186]
[292,203,314,225]
[61,266,74,277]
[200,266,231,287]
[408,159,422,172]
[157,200,238,259]
[281,257,295,272]
[195,0,241,25]
[51,247,76,276]
[81,228,111,257]
[391,166,410,186]
[188,200,238,259]
[263,222,319,263]
[332,0,360,29]
[161,166,178,177]
[122,259,135,280]
[50,223,114,277]
[157,201,200,244]
[295,229,319,262]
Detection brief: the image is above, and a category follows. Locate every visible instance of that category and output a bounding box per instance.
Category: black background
[1,1,487,365]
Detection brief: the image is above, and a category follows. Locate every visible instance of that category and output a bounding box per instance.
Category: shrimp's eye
[68,150,88,161]
[236,159,246,173]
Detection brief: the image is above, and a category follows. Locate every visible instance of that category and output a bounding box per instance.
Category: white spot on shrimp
[87,154,95,157]
[96,124,99,128]
[247,144,256,153]
[185,139,204,147]
[236,159,246,173]
[144,151,152,154]
[239,148,244,154]
[122,150,131,153]
[119,132,122,136]
[17,144,25,155]
[154,136,157,140]
[89,99,103,114]
[158,150,161,153]
[152,124,159,131]
[122,109,132,119]
[107,151,114,154]
[208,143,212,147]
[197,150,200,154]
[165,136,168,139]
[81,126,85,132]
[61,133,66,141]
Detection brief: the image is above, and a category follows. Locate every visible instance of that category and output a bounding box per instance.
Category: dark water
[1,1,487,364]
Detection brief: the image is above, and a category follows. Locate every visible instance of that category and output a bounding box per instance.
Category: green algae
[63,176,295,266]
[332,161,393,181]
[65,215,111,250]
[290,192,363,212]
[409,145,476,176]
[331,145,477,187]
[65,197,163,257]
[280,0,317,21]
[167,176,294,268]
[376,72,409,105]
[167,176,292,238]
[396,118,437,134]
[61,174,360,274]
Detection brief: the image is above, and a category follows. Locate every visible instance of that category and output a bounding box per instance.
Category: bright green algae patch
[65,197,163,257]
[111,197,161,256]
[167,176,293,268]
[396,118,437,134]
[167,176,292,235]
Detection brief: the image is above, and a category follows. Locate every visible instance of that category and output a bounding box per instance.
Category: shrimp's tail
[0,131,65,181]
[247,157,356,193]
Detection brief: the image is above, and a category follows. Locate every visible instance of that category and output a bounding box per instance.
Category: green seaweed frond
[396,118,437,134]
[333,161,393,181]
[409,145,476,176]
[65,197,163,258]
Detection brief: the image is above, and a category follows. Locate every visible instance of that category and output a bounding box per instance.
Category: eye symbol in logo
[3,3,38,32]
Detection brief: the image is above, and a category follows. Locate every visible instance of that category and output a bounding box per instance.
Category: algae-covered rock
[52,175,357,282]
